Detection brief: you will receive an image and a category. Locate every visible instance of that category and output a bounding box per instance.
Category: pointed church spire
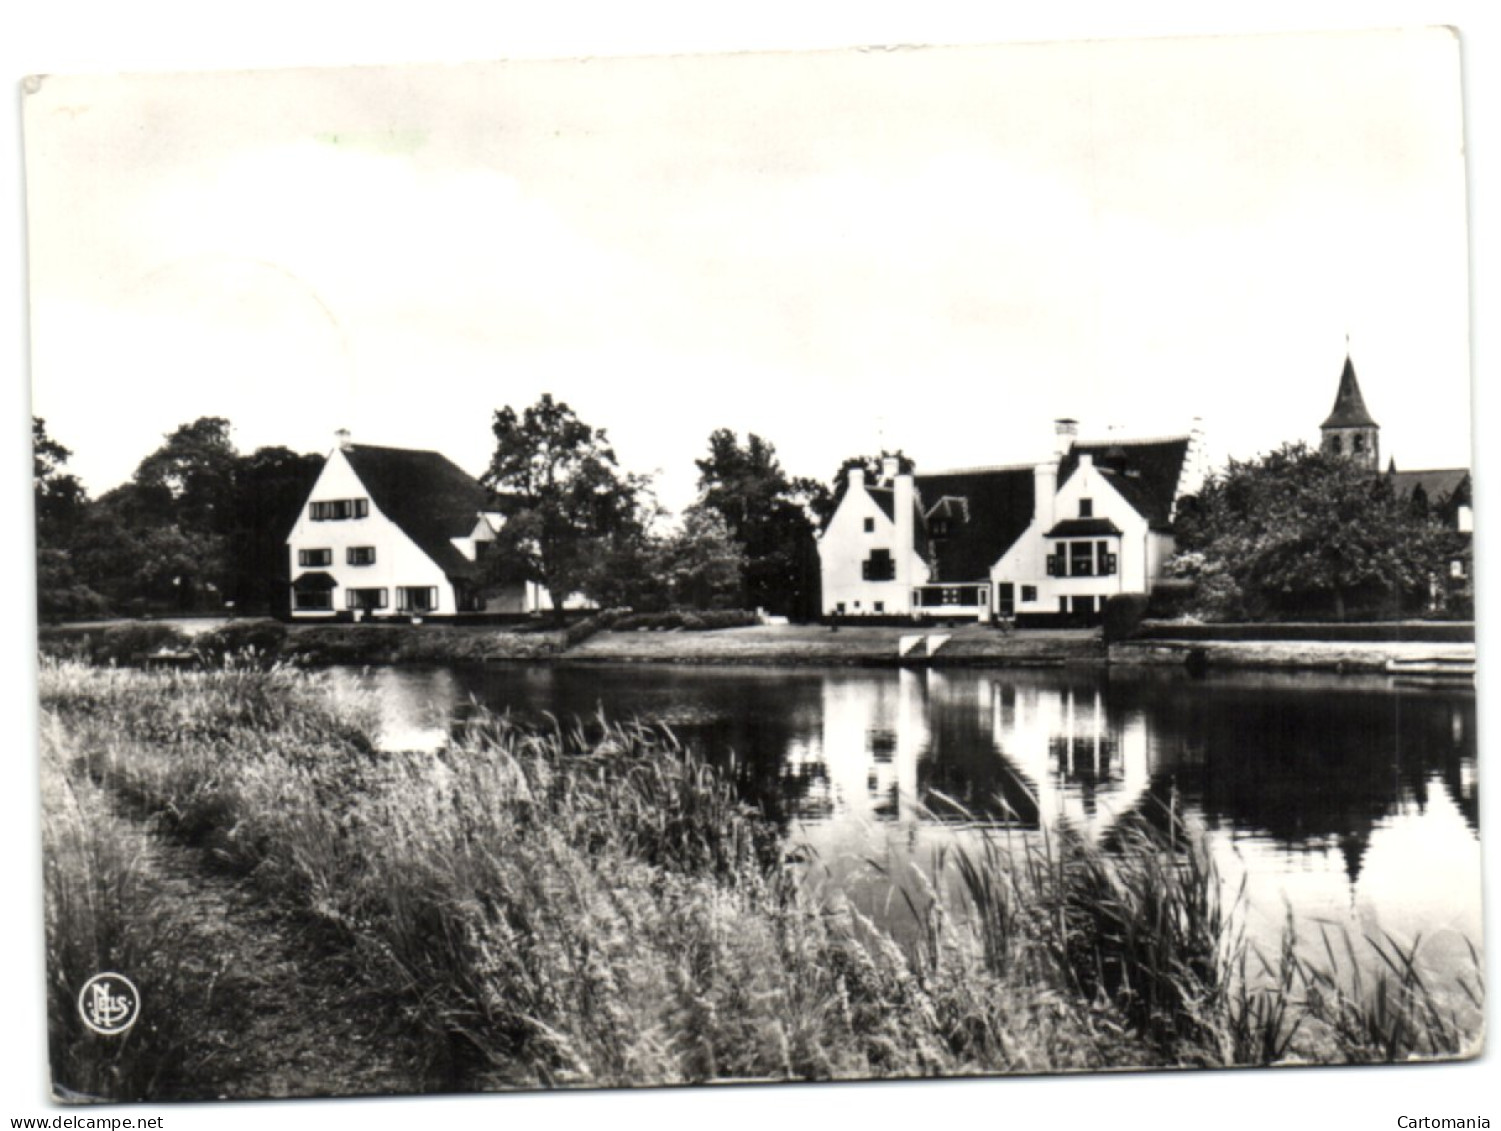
[1322,353,1378,429]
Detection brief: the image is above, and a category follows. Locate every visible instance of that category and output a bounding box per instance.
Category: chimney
[846,465,866,491]
[1053,418,1078,459]
[335,428,354,452]
[893,466,915,597]
[880,455,901,484]
[1034,460,1058,534]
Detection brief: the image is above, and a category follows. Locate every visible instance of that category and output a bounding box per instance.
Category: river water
[337,662,1482,982]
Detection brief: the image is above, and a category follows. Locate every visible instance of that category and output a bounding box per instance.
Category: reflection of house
[817,422,1198,624]
[286,433,555,620]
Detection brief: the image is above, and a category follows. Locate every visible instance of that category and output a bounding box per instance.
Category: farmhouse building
[286,434,553,620]
[817,421,1199,625]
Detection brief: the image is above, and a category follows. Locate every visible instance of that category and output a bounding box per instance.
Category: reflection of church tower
[1320,353,1380,471]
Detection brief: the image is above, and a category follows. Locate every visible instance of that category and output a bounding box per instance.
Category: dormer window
[310,498,370,521]
[1079,498,1094,518]
[930,518,951,538]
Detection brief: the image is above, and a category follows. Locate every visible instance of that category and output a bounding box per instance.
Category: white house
[286,434,554,620]
[817,420,1199,625]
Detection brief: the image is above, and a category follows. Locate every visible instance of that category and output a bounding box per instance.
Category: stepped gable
[342,444,492,579]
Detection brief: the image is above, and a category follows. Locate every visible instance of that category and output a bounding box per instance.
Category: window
[930,518,951,538]
[1353,434,1366,453]
[862,548,895,581]
[293,590,332,611]
[1070,541,1094,577]
[863,517,875,533]
[1096,541,1118,576]
[397,586,439,613]
[298,548,332,567]
[310,498,370,521]
[1079,498,1094,518]
[998,583,1015,617]
[345,588,388,611]
[836,602,847,614]
[347,546,376,566]
[874,602,885,613]
[1021,585,1038,603]
[1451,559,1467,579]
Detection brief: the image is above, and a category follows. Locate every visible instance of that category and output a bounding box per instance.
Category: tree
[481,395,649,615]
[1172,443,1452,620]
[132,416,238,533]
[694,429,820,617]
[226,446,325,612]
[33,417,87,547]
[661,506,747,610]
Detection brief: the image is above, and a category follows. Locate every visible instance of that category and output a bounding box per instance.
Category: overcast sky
[24,28,1471,516]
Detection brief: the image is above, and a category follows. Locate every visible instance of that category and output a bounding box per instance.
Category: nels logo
[78,973,140,1036]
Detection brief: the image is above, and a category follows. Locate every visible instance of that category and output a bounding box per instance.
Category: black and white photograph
[5,6,1495,1128]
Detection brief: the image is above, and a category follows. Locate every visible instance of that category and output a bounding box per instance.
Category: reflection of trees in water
[1123,678,1477,880]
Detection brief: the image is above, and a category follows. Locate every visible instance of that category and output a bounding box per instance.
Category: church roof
[342,444,493,580]
[1321,355,1379,429]
[1390,468,1471,507]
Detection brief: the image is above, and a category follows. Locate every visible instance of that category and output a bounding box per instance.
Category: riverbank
[39,617,1476,673]
[40,661,1480,1099]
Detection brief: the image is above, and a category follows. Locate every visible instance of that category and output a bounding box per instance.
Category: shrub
[1102,594,1150,642]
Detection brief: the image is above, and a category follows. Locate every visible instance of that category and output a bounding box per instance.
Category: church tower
[1320,353,1380,471]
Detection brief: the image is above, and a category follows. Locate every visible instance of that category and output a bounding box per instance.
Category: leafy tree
[32,417,87,547]
[132,416,238,533]
[661,506,747,610]
[1172,443,1452,620]
[226,446,325,612]
[694,429,820,617]
[481,394,650,615]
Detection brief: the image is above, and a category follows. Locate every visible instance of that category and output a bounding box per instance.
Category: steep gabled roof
[341,445,492,579]
[1062,436,1191,530]
[914,467,1036,582]
[1322,355,1379,429]
[1390,468,1471,507]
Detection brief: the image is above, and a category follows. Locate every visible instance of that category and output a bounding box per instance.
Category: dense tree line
[1167,443,1465,621]
[477,399,824,619]
[33,416,323,620]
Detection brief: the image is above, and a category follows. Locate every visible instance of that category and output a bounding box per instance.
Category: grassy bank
[41,662,1480,1097]
[37,619,1104,669]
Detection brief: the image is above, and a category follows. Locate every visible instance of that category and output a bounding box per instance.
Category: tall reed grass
[38,657,1482,1099]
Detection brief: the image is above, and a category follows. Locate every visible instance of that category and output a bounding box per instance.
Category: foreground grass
[39,661,1483,1099]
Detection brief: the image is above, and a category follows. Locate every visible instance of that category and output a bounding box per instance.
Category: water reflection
[338,662,1481,970]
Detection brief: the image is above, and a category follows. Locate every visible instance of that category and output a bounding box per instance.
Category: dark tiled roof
[290,570,337,590]
[914,467,1036,583]
[865,484,930,558]
[1045,517,1123,538]
[1390,468,1470,503]
[866,486,896,523]
[341,445,492,579]
[1062,436,1190,530]
[1322,355,1379,429]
